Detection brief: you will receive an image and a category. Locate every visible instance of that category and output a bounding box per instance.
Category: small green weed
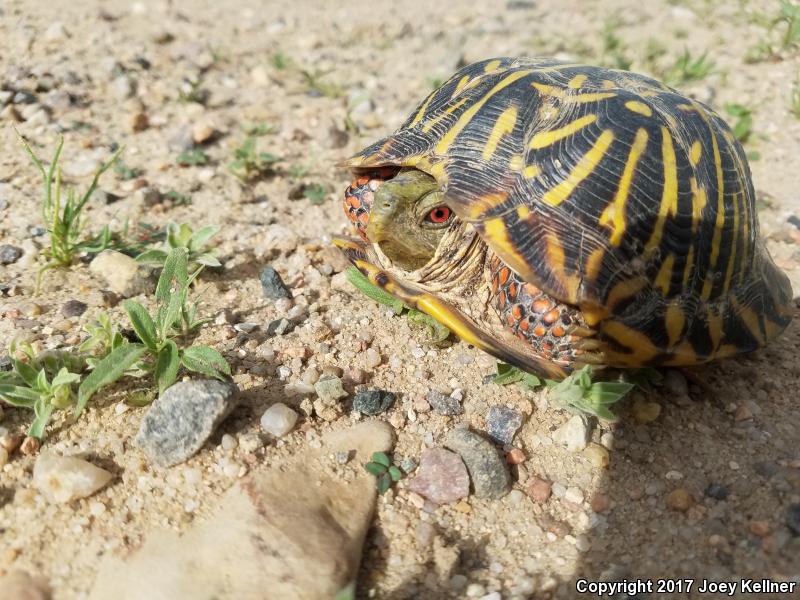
[790,76,800,119]
[663,49,715,86]
[599,17,633,70]
[135,223,221,272]
[364,451,404,494]
[346,267,450,344]
[113,160,142,180]
[724,103,754,143]
[229,136,279,182]
[163,190,192,205]
[302,183,327,205]
[176,149,210,167]
[246,122,277,136]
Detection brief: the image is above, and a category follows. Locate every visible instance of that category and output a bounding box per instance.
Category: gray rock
[663,369,689,397]
[485,405,523,445]
[0,244,23,265]
[314,376,348,402]
[61,299,87,318]
[444,428,510,499]
[135,380,239,467]
[259,266,290,299]
[704,483,729,500]
[266,318,293,336]
[426,390,463,416]
[12,90,36,104]
[408,448,469,504]
[787,503,800,536]
[89,251,154,297]
[353,389,395,415]
[552,414,592,452]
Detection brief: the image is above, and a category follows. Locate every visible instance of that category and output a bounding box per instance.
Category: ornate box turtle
[336,57,793,380]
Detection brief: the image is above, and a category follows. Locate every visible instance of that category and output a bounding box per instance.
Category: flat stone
[0,244,23,265]
[32,453,113,503]
[485,405,523,445]
[259,266,291,299]
[426,390,463,416]
[90,422,393,600]
[408,448,469,504]
[314,376,348,402]
[135,380,239,467]
[353,389,395,415]
[552,415,592,452]
[89,251,154,297]
[61,299,87,318]
[266,318,293,336]
[445,428,510,499]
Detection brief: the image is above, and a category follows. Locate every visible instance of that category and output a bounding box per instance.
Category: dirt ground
[1,0,799,598]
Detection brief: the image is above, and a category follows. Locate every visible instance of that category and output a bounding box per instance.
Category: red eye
[427,206,452,224]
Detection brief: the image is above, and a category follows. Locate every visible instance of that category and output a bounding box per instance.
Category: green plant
[790,76,800,119]
[599,17,633,70]
[364,451,403,494]
[663,49,715,86]
[346,267,450,343]
[303,183,327,205]
[164,190,192,205]
[178,76,209,104]
[113,160,142,180]
[18,133,123,291]
[135,223,221,272]
[79,248,231,409]
[228,136,279,181]
[775,0,800,51]
[80,312,128,366]
[0,343,86,439]
[493,363,633,420]
[287,162,311,180]
[270,51,294,70]
[176,149,210,167]
[724,103,754,143]
[246,122,277,136]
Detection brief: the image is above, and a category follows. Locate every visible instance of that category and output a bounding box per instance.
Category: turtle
[335,57,793,380]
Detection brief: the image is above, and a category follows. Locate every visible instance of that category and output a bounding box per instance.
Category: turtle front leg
[488,254,606,374]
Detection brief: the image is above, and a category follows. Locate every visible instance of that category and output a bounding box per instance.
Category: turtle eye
[425,206,452,226]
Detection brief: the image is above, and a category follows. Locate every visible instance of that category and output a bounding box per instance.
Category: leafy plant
[724,103,754,143]
[228,136,280,181]
[246,122,277,136]
[364,451,403,494]
[164,190,192,205]
[599,17,633,70]
[0,342,86,439]
[774,0,800,51]
[135,223,221,272]
[18,133,123,291]
[176,149,210,167]
[79,248,231,409]
[113,160,142,180]
[493,363,633,421]
[791,76,800,119]
[346,266,450,344]
[663,49,715,86]
[303,183,327,205]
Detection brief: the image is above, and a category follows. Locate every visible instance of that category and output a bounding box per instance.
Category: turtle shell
[344,57,793,366]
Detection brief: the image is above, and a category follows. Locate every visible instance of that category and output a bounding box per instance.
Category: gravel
[445,428,510,499]
[484,405,523,445]
[352,389,395,415]
[426,390,463,416]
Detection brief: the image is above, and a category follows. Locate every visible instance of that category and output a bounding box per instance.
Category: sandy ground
[1,0,799,598]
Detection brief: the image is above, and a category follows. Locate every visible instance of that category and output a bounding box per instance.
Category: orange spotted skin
[342,167,399,240]
[489,253,590,369]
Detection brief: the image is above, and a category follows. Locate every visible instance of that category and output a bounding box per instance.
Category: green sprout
[364,451,404,494]
[135,223,221,272]
[346,266,450,344]
[228,136,280,182]
[724,103,754,143]
[176,149,210,167]
[246,122,277,136]
[113,160,142,180]
[18,133,123,292]
[599,17,633,70]
[302,183,327,205]
[663,49,715,86]
[493,363,633,421]
[790,76,800,119]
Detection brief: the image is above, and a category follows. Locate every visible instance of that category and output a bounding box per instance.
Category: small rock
[506,448,525,464]
[266,318,293,336]
[112,75,134,100]
[353,390,395,415]
[135,380,239,467]
[408,448,469,504]
[129,112,149,132]
[260,402,298,437]
[233,322,258,333]
[192,123,215,144]
[445,428,510,499]
[565,487,585,505]
[631,399,661,423]
[426,390,463,416]
[33,453,113,503]
[665,488,693,511]
[61,299,87,318]
[0,571,51,600]
[0,447,8,468]
[20,436,39,455]
[583,443,610,468]
[485,405,523,445]
[44,21,69,41]
[262,224,300,252]
[314,376,348,402]
[704,483,729,500]
[527,477,552,503]
[663,369,689,397]
[0,244,23,265]
[786,503,800,536]
[90,251,154,297]
[552,415,592,452]
[590,494,610,513]
[259,266,291,299]
[749,520,770,537]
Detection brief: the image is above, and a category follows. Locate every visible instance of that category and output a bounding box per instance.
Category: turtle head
[365,169,454,271]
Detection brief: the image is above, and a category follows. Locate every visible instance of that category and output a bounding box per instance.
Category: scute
[345,57,793,364]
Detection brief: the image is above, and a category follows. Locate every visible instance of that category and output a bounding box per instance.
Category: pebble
[112,75,134,99]
[0,447,8,468]
[0,244,23,265]
[364,348,382,369]
[32,453,113,503]
[44,21,69,41]
[352,389,395,415]
[130,112,149,132]
[466,583,487,597]
[505,489,526,506]
[505,448,525,464]
[135,380,239,467]
[408,447,469,504]
[704,483,729,500]
[260,402,298,437]
[666,488,693,511]
[262,224,300,252]
[314,376,348,402]
[233,322,258,333]
[663,369,689,397]
[590,494,610,513]
[479,593,502,600]
[485,405,523,445]
[61,299,87,318]
[552,415,592,452]
[266,318,293,336]
[445,428,510,499]
[259,266,291,299]
[220,434,237,450]
[631,399,661,423]
[90,251,154,297]
[426,390,463,416]
[192,122,215,144]
[749,520,770,537]
[564,487,585,504]
[786,503,800,536]
[583,443,610,468]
